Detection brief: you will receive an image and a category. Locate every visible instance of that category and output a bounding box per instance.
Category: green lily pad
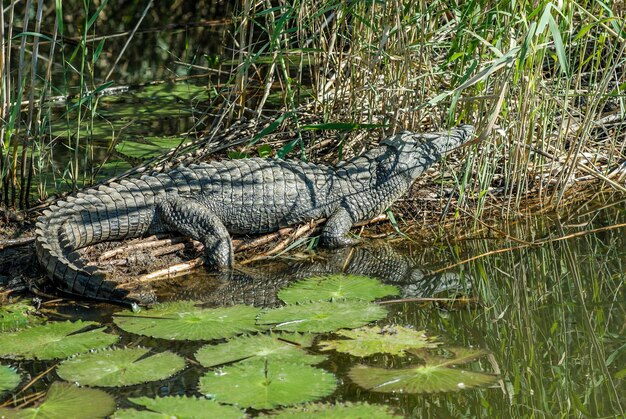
[278,275,399,304]
[198,359,337,409]
[0,382,116,418]
[348,349,498,394]
[0,301,43,332]
[114,301,263,341]
[260,402,403,418]
[257,301,388,333]
[0,321,119,360]
[0,365,21,396]
[277,332,317,348]
[195,334,326,368]
[318,325,440,357]
[56,347,185,387]
[113,396,245,419]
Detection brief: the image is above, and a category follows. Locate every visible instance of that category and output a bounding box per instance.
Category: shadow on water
[157,244,473,307]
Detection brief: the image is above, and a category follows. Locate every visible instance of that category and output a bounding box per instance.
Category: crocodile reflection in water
[159,243,472,307]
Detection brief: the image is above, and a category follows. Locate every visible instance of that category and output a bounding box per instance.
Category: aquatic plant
[113,301,264,341]
[0,320,118,360]
[56,347,185,387]
[0,382,116,418]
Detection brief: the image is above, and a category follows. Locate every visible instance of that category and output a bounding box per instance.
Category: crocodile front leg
[320,207,359,248]
[156,196,233,270]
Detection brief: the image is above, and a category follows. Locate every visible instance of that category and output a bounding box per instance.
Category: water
[151,198,623,417]
[4,199,623,417]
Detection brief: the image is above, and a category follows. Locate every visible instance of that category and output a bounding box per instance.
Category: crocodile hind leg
[155,196,233,270]
[320,207,359,248]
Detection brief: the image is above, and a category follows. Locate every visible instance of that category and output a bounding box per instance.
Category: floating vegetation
[132,83,210,102]
[0,321,119,360]
[257,301,388,333]
[0,301,44,332]
[195,334,326,368]
[318,325,440,357]
[278,332,318,348]
[113,301,264,341]
[198,359,337,409]
[56,347,185,387]
[348,349,498,394]
[113,396,245,419]
[0,365,21,396]
[115,136,187,160]
[0,382,116,418]
[277,275,399,304]
[260,402,403,418]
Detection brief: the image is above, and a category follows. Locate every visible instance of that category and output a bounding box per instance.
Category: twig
[0,236,34,250]
[380,297,480,304]
[128,257,205,285]
[513,141,626,194]
[0,362,58,408]
[234,227,293,252]
[99,234,172,260]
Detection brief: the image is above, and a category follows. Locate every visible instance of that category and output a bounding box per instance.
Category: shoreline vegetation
[0,1,625,263]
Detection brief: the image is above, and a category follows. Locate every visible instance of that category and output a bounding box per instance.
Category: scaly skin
[35,125,474,303]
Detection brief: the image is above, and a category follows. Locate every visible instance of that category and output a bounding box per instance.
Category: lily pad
[198,359,337,409]
[195,334,326,368]
[56,347,185,387]
[318,325,439,357]
[0,382,115,418]
[278,275,399,304]
[113,396,245,419]
[348,349,498,394]
[0,365,21,396]
[0,321,119,360]
[277,332,317,348]
[0,301,43,332]
[114,301,263,341]
[257,300,388,333]
[260,402,403,418]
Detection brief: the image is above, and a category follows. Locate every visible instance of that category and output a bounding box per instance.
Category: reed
[228,0,626,217]
[0,1,624,217]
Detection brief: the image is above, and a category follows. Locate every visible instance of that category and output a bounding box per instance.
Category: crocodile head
[380,125,474,180]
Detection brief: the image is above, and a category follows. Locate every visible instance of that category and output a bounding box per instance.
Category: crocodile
[35,125,474,303]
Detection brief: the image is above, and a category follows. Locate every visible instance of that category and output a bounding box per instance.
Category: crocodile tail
[34,178,158,303]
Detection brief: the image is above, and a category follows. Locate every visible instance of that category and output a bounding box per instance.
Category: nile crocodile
[35,125,474,302]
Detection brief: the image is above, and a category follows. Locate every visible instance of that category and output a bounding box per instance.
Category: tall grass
[0,1,624,216]
[226,0,626,217]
